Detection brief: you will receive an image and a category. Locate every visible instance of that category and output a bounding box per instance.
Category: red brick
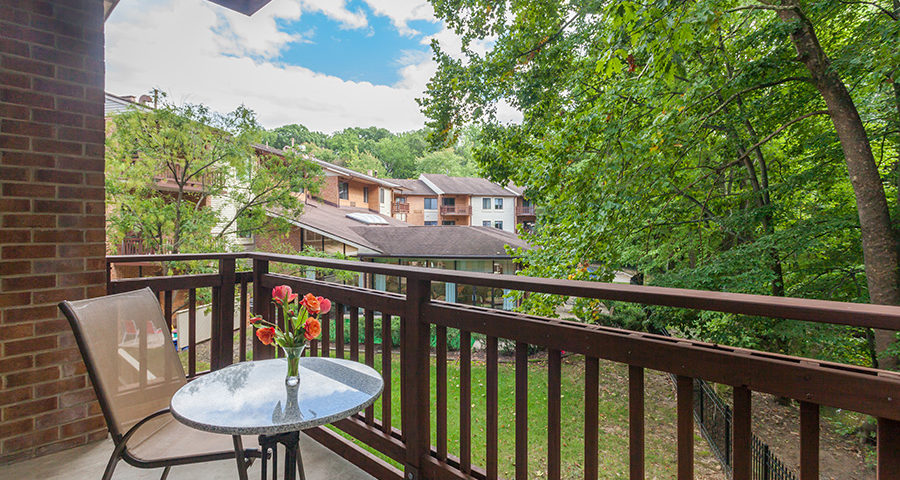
[0,151,54,167]
[2,428,59,454]
[33,318,69,335]
[57,215,103,229]
[2,397,57,421]
[0,355,33,374]
[0,166,28,182]
[0,7,29,26]
[0,323,34,340]
[0,37,29,58]
[57,185,101,200]
[0,418,33,438]
[31,138,81,155]
[2,214,55,228]
[56,97,97,116]
[58,387,94,408]
[0,229,30,243]
[32,77,84,99]
[2,305,57,324]
[58,125,103,144]
[32,287,84,304]
[0,102,29,120]
[34,435,88,456]
[4,366,59,388]
[0,20,55,46]
[0,386,31,406]
[0,88,54,109]
[86,401,101,416]
[33,229,84,243]
[1,119,53,137]
[33,258,82,274]
[1,244,55,259]
[59,415,104,438]
[0,55,54,78]
[2,183,55,198]
[33,375,83,398]
[0,199,31,212]
[30,14,82,39]
[84,142,103,157]
[34,170,84,185]
[85,285,105,298]
[0,261,30,275]
[34,199,83,214]
[3,335,56,357]
[0,134,28,150]
[34,405,85,430]
[1,274,55,292]
[55,66,100,86]
[61,360,86,377]
[0,70,30,89]
[31,108,82,127]
[84,202,104,216]
[30,45,83,70]
[57,271,103,288]
[33,348,80,368]
[0,292,30,308]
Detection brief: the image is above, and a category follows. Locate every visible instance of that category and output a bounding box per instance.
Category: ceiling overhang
[105,0,272,20]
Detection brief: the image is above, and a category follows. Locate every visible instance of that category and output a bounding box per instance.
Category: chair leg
[159,466,171,480]
[296,447,306,480]
[102,442,126,480]
[232,436,249,480]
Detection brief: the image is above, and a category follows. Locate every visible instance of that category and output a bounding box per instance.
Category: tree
[422,0,899,366]
[106,101,323,261]
[418,148,477,176]
[260,123,327,149]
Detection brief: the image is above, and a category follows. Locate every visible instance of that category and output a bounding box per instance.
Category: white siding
[471,196,516,232]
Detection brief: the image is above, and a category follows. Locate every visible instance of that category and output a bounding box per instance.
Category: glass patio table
[170,357,383,480]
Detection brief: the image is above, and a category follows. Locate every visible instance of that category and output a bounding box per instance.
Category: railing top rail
[107,252,245,263]
[106,252,900,330]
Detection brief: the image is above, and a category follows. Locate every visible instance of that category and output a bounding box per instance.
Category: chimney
[122,95,136,102]
[138,94,153,105]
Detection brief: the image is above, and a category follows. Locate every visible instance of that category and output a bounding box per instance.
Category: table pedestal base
[257,431,306,480]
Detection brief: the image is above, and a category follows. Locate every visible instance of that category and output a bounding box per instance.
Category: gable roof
[352,226,530,258]
[387,179,437,196]
[420,174,516,196]
[268,201,407,253]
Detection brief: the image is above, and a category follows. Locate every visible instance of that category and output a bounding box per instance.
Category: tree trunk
[777,0,899,369]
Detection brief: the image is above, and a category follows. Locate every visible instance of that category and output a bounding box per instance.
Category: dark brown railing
[440,205,472,216]
[515,205,535,216]
[106,252,900,480]
[392,202,410,214]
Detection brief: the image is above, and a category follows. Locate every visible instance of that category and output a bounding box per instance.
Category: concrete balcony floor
[0,433,374,480]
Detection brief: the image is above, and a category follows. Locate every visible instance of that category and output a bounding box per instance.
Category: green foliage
[106,98,323,265]
[424,0,900,365]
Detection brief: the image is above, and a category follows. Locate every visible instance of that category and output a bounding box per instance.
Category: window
[442,197,456,206]
[379,188,385,203]
[482,197,491,210]
[424,197,437,210]
[494,198,504,210]
[442,220,456,226]
[338,182,349,200]
[424,221,438,226]
[397,196,407,203]
[522,199,532,207]
[494,221,503,230]
[482,220,491,227]
[363,187,369,202]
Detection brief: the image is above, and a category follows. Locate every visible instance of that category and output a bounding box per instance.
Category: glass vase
[281,344,306,386]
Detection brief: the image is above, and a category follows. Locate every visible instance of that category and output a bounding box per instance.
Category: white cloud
[106,0,432,132]
[360,0,435,36]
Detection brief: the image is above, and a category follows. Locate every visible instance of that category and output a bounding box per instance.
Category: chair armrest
[119,408,171,445]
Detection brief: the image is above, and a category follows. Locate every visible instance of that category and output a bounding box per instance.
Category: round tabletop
[169,357,383,436]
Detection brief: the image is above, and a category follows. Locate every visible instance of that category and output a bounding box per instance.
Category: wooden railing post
[211,257,235,370]
[402,276,431,480]
[877,418,900,479]
[252,257,274,360]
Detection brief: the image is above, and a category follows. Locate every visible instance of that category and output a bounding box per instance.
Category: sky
[104,0,489,133]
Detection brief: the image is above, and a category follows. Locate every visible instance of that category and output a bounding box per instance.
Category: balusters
[548,348,561,480]
[486,335,499,480]
[239,279,247,362]
[732,386,751,480]
[584,356,599,480]
[436,325,448,462]
[350,306,359,361]
[459,330,472,474]
[677,375,694,480]
[335,303,344,359]
[515,341,528,480]
[380,312,392,434]
[188,289,196,377]
[799,401,819,480]
[322,307,330,357]
[629,366,645,480]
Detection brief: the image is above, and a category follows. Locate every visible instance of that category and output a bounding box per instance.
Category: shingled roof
[351,226,530,258]
[420,174,515,196]
[387,179,437,196]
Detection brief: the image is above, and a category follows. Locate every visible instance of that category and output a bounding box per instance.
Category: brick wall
[0,0,107,463]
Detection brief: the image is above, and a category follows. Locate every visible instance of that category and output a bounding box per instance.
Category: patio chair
[59,287,261,480]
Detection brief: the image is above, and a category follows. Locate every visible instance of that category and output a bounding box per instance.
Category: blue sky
[104,0,464,132]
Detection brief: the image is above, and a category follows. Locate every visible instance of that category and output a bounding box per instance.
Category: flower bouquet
[250,285,330,385]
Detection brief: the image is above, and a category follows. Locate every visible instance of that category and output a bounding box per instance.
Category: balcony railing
[391,202,410,214]
[105,252,900,480]
[439,205,472,216]
[119,236,154,255]
[516,205,535,216]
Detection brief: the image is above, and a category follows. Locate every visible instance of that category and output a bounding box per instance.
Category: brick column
[1,0,107,463]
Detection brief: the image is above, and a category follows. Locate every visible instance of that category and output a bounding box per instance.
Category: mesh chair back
[60,288,186,439]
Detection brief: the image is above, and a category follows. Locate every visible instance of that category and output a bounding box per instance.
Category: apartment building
[387,174,533,233]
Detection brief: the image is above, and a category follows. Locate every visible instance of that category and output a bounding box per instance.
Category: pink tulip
[317,296,331,314]
[272,285,293,305]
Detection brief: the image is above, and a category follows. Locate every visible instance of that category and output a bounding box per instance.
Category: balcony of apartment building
[4,2,900,480]
[391,201,410,215]
[438,197,472,217]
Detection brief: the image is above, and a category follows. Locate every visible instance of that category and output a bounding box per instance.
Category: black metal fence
[657,328,798,480]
